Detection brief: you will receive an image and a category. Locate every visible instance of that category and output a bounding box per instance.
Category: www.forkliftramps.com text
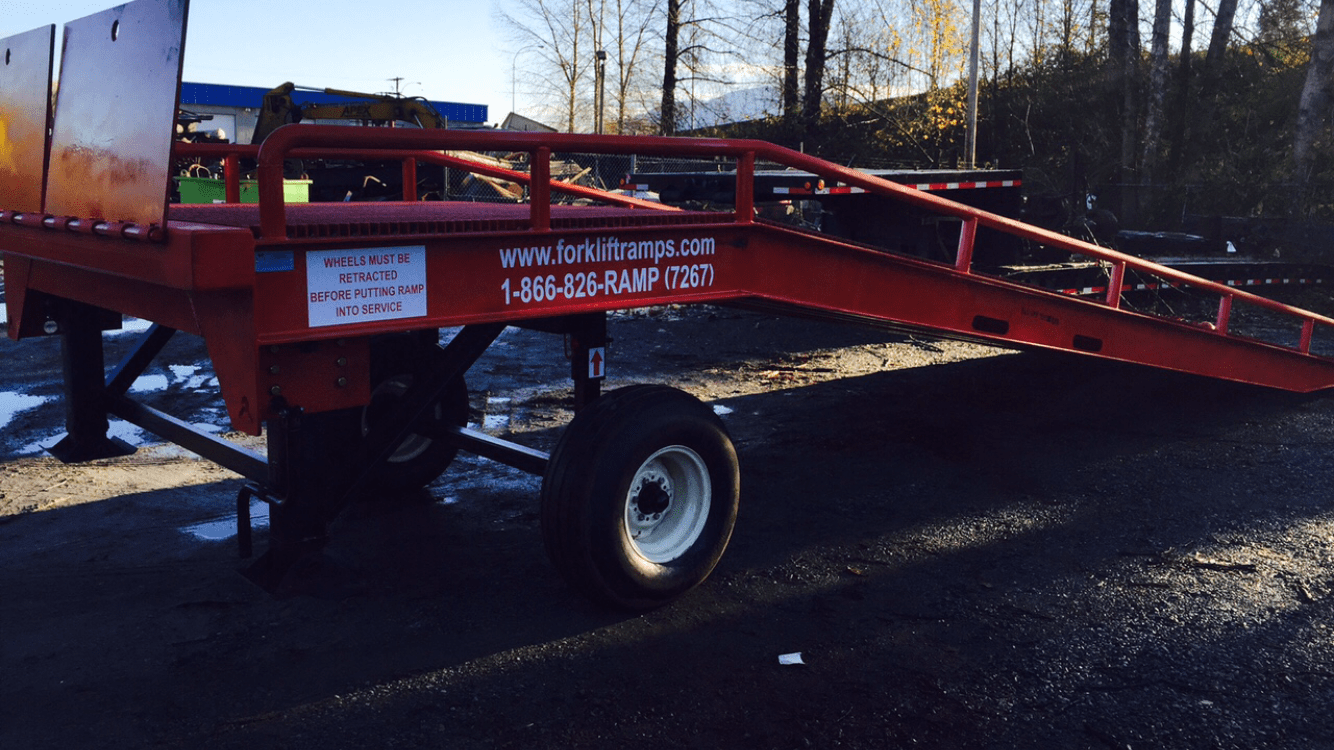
[497,234,718,307]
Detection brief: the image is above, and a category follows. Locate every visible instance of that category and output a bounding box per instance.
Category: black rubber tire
[361,335,469,495]
[540,385,740,610]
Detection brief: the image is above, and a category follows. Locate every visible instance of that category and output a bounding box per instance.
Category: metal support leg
[106,323,176,396]
[244,324,506,594]
[568,312,607,411]
[48,301,135,463]
[243,404,362,594]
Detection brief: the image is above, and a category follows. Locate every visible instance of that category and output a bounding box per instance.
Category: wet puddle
[180,499,270,542]
[484,396,512,430]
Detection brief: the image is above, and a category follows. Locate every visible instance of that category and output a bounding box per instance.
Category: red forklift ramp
[164,188,1334,395]
[8,125,1334,608]
[5,0,1334,608]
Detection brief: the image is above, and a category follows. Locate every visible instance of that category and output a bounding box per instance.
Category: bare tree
[1168,0,1196,173]
[783,0,801,120]
[1176,0,1241,176]
[1139,0,1172,183]
[1205,0,1241,72]
[821,2,915,110]
[1293,0,1334,188]
[1030,0,1048,66]
[656,0,742,132]
[661,0,683,133]
[800,0,837,130]
[609,0,663,132]
[502,0,663,133]
[1107,0,1140,182]
[500,0,592,132]
[983,0,1023,82]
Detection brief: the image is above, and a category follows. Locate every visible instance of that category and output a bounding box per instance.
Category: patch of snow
[129,374,169,393]
[0,391,50,431]
[16,436,59,456]
[106,420,147,446]
[104,317,154,337]
[169,364,200,383]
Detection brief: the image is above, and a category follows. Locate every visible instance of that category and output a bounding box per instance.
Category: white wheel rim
[624,445,711,563]
[363,375,439,463]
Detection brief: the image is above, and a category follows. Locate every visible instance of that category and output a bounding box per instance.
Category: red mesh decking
[168,202,729,239]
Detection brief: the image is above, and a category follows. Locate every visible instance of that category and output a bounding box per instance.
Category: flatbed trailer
[624,166,1027,267]
[6,0,1334,608]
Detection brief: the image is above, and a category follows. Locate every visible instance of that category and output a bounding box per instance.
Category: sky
[3,0,521,125]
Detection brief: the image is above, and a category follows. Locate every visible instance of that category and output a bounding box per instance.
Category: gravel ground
[4,297,1334,749]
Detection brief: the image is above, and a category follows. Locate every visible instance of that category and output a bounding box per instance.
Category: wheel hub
[623,446,711,563]
[631,471,672,521]
[363,374,441,463]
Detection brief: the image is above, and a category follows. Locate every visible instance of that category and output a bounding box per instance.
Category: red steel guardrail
[184,126,1334,357]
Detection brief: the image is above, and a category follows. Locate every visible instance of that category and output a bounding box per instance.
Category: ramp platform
[4,0,1334,608]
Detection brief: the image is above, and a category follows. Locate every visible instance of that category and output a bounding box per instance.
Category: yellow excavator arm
[251,82,448,144]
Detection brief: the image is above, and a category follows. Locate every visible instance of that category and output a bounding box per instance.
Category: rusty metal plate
[0,25,55,214]
[45,0,189,227]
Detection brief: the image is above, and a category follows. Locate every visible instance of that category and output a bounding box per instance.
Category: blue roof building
[178,81,489,143]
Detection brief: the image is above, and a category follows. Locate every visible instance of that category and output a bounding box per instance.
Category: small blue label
[255,250,295,273]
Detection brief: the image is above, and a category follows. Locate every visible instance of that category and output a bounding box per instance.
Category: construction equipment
[251,81,448,144]
[239,81,454,201]
[6,0,1334,610]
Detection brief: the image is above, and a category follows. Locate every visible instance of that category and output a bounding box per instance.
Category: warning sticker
[588,347,606,379]
[307,245,427,328]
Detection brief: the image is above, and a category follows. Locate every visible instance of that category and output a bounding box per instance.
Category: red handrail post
[257,148,288,239]
[1216,295,1233,333]
[1300,319,1315,353]
[224,153,241,204]
[530,147,551,232]
[955,218,978,272]
[1105,262,1126,309]
[402,157,418,201]
[735,151,755,225]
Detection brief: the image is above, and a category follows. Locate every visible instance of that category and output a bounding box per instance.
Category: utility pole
[595,50,608,134]
[510,44,545,116]
[965,0,981,168]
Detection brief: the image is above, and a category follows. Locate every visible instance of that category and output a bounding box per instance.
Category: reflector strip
[1058,278,1323,296]
[912,180,1020,191]
[773,179,1021,196]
